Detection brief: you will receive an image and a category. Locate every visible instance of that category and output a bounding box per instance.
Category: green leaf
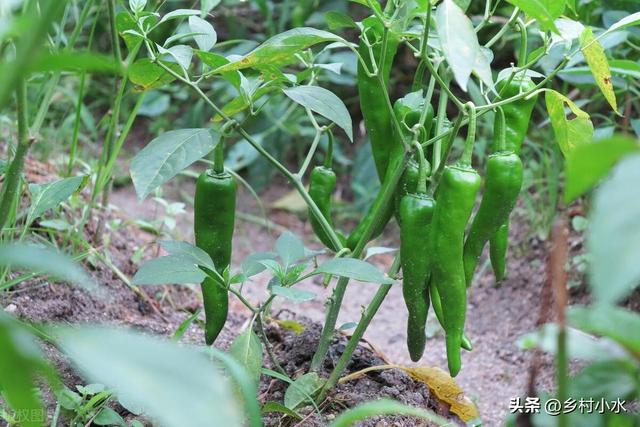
[364,246,397,260]
[329,399,447,427]
[117,12,143,51]
[93,407,126,426]
[564,136,639,202]
[132,256,206,285]
[57,326,244,427]
[435,0,491,91]
[325,11,357,30]
[262,401,303,420]
[0,244,95,291]
[275,232,306,268]
[171,309,202,342]
[188,16,217,51]
[201,0,221,15]
[159,240,215,271]
[158,9,201,25]
[545,89,594,157]
[589,154,640,304]
[568,305,640,355]
[229,329,263,386]
[270,285,316,303]
[129,0,147,13]
[128,58,181,91]
[569,359,638,401]
[30,52,123,75]
[315,258,394,284]
[130,128,217,200]
[284,373,324,410]
[518,323,628,361]
[195,51,240,88]
[505,0,566,33]
[0,312,56,427]
[242,252,278,277]
[605,11,640,35]
[27,176,84,224]
[212,28,348,74]
[580,28,617,112]
[158,44,192,71]
[283,86,353,141]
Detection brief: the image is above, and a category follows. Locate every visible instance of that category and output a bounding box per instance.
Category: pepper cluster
[302,17,538,376]
[191,15,538,379]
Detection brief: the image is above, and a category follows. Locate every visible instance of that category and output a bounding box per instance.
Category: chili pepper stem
[459,103,477,167]
[324,131,334,169]
[413,141,428,194]
[213,140,225,174]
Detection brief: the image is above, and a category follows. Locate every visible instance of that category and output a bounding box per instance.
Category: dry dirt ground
[2,164,585,426]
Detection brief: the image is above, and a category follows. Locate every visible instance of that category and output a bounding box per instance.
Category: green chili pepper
[400,143,434,361]
[393,93,434,224]
[357,15,399,181]
[346,17,400,250]
[194,151,236,345]
[463,108,523,287]
[429,104,480,376]
[429,283,473,351]
[308,166,346,252]
[489,76,538,282]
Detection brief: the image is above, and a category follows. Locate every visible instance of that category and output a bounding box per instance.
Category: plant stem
[310,152,408,371]
[257,314,287,375]
[423,60,465,110]
[485,7,520,49]
[297,129,323,177]
[0,79,30,232]
[432,70,450,171]
[459,102,476,166]
[318,255,402,400]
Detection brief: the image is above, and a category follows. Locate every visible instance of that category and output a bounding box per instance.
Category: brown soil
[2,160,589,426]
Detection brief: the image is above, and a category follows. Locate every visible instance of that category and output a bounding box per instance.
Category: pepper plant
[125,0,636,401]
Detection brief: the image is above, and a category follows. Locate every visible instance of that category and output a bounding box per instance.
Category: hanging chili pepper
[346,16,400,250]
[357,15,399,181]
[429,103,480,376]
[489,75,538,282]
[400,142,434,361]
[393,92,434,224]
[463,108,523,287]
[194,141,236,345]
[308,132,346,251]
